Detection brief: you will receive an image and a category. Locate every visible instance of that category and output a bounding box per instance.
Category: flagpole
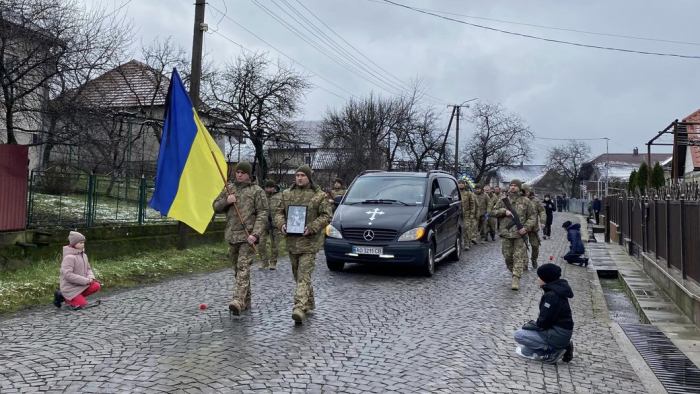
[211,151,260,255]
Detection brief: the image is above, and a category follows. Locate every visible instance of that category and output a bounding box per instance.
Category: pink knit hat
[68,231,86,246]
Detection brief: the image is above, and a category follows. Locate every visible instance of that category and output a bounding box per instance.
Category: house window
[304,154,311,165]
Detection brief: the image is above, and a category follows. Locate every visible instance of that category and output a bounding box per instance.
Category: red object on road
[549,255,553,261]
[200,303,207,310]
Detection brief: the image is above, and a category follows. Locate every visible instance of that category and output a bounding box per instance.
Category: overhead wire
[362,0,700,47]
[380,0,700,60]
[273,0,412,98]
[207,4,358,100]
[251,0,408,97]
[210,30,350,101]
[292,0,451,106]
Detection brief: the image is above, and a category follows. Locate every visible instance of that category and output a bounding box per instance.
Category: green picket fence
[26,170,177,228]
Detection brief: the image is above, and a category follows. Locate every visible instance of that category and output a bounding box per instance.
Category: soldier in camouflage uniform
[522,185,547,270]
[213,161,268,315]
[274,165,332,324]
[493,186,503,232]
[484,185,497,241]
[458,180,477,251]
[474,184,490,244]
[331,178,347,198]
[490,179,536,290]
[259,179,283,270]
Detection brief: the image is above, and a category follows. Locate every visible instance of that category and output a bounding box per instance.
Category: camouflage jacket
[273,183,333,254]
[528,195,547,232]
[490,192,503,211]
[213,180,268,244]
[475,191,490,216]
[331,187,347,197]
[490,191,536,239]
[266,191,283,230]
[460,190,477,219]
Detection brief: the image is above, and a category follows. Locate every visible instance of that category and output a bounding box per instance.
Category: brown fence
[0,145,29,232]
[606,187,700,283]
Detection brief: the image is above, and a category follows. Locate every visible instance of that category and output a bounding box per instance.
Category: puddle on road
[599,275,643,325]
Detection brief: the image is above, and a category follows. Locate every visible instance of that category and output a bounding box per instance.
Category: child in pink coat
[53,231,101,310]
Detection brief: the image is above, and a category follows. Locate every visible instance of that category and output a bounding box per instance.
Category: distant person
[514,263,574,364]
[54,231,101,310]
[556,195,563,212]
[562,221,588,266]
[542,194,555,239]
[563,194,569,211]
[592,196,601,225]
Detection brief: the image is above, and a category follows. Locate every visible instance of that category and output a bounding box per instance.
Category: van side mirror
[334,195,343,206]
[432,196,450,211]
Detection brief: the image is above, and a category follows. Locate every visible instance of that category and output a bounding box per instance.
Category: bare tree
[546,140,591,198]
[461,102,533,182]
[402,107,445,171]
[0,0,134,152]
[207,51,312,182]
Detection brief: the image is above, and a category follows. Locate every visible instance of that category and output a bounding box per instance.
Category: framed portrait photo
[286,205,308,235]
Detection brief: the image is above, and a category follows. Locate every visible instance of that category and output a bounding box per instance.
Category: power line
[207,5,358,100]
[533,137,609,141]
[380,0,700,60]
[251,0,408,97]
[363,0,700,47]
[294,0,451,106]
[210,30,350,101]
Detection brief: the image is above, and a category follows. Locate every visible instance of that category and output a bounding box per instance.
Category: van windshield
[344,177,425,205]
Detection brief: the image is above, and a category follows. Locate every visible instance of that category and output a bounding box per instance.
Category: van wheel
[423,243,435,277]
[448,235,462,261]
[326,258,345,272]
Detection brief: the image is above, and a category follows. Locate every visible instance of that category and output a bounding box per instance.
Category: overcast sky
[90,0,700,162]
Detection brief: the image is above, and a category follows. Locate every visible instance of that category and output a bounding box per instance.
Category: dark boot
[53,291,64,308]
[563,341,574,362]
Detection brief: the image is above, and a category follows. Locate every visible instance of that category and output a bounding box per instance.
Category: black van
[323,170,463,277]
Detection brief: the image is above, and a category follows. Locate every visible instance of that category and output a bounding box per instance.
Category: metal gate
[0,144,29,231]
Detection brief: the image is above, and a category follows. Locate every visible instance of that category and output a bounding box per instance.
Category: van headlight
[325,224,342,239]
[398,227,425,241]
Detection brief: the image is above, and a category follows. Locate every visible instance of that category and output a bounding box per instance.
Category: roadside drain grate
[620,324,700,393]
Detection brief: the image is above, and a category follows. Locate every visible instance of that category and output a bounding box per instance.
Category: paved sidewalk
[0,213,649,393]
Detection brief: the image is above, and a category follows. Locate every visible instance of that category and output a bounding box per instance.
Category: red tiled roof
[61,60,169,109]
[683,110,700,170]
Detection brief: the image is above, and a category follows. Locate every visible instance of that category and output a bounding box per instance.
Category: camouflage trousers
[477,215,488,241]
[487,217,497,235]
[229,242,255,308]
[528,232,540,266]
[290,253,317,312]
[259,228,282,267]
[462,218,471,248]
[501,237,527,278]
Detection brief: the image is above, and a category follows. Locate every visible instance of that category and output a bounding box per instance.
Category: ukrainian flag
[149,68,227,234]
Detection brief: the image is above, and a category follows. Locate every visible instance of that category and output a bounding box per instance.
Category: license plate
[352,246,383,255]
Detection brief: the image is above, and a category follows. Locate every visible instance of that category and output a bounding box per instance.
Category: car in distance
[323,170,462,277]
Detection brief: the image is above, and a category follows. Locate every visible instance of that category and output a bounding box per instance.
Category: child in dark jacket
[562,220,589,266]
[514,264,574,364]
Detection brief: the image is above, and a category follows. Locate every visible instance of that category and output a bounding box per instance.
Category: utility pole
[604,137,609,196]
[177,0,207,250]
[454,106,460,178]
[437,106,456,170]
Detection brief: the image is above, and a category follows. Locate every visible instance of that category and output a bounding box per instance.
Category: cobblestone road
[0,213,647,393]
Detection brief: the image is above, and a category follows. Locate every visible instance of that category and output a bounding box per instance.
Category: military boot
[532,260,538,269]
[269,260,277,270]
[259,261,269,270]
[523,262,529,271]
[490,232,496,241]
[229,300,243,315]
[511,276,520,291]
[292,308,305,324]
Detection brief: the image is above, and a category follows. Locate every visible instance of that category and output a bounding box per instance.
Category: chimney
[633,147,638,155]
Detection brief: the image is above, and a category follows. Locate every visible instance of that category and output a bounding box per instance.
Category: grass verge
[0,241,286,314]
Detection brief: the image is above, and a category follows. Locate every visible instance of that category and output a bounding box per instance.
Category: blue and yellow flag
[149,68,227,234]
